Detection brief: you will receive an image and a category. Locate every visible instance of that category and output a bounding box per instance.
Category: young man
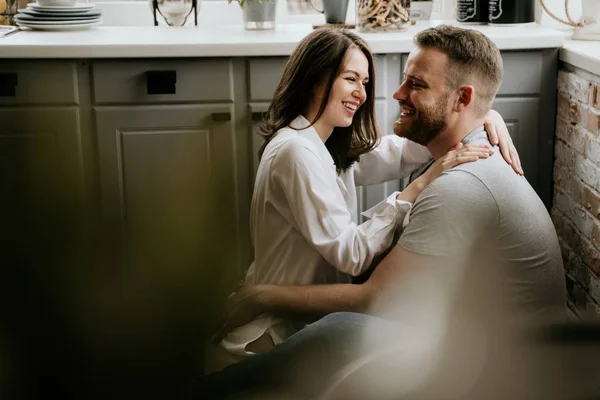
[196,25,566,399]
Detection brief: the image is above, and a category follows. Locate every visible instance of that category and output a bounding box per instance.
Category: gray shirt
[398,127,566,319]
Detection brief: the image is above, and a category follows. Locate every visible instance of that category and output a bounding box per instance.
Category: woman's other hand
[484,109,523,175]
[211,284,267,345]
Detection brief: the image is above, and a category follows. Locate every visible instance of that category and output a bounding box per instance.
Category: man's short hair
[415,25,503,117]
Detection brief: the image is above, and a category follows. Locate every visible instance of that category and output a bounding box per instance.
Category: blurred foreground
[1,136,239,399]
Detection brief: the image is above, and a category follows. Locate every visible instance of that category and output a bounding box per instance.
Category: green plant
[227,0,274,7]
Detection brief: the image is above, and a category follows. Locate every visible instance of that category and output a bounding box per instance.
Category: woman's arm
[353,135,432,186]
[272,139,407,277]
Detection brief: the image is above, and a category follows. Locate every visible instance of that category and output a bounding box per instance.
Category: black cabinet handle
[0,73,18,97]
[146,70,176,95]
[251,112,266,121]
[211,112,231,122]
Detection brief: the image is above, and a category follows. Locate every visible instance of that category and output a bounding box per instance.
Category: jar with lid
[356,0,411,32]
[456,0,489,24]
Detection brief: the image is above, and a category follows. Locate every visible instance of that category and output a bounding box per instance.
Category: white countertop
[560,40,600,76]
[0,22,565,58]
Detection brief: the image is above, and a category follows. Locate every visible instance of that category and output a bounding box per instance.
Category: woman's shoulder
[265,129,320,163]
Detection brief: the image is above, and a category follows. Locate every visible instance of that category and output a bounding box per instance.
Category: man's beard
[394,93,449,146]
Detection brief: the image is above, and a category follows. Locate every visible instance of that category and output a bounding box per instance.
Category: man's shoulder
[430,151,515,197]
[400,163,500,257]
[410,165,500,227]
[422,165,494,202]
[452,149,514,182]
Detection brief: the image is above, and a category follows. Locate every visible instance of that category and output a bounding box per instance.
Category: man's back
[398,127,566,319]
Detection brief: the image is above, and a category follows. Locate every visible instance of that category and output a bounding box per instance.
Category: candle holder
[150,0,198,26]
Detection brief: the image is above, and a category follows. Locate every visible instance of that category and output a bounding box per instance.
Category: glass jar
[356,0,411,32]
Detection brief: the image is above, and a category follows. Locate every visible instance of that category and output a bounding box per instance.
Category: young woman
[205,28,520,373]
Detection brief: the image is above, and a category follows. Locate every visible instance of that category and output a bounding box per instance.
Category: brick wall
[552,64,600,317]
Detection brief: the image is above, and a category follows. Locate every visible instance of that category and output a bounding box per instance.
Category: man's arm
[257,246,422,318]
[213,246,424,344]
[212,282,367,343]
[256,282,370,318]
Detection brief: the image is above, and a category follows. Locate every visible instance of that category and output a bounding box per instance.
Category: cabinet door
[0,107,83,241]
[94,104,241,272]
[491,97,540,194]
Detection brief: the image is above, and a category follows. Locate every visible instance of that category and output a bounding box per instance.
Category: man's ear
[454,85,475,111]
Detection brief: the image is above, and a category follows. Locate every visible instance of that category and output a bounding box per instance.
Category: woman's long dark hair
[258,28,380,173]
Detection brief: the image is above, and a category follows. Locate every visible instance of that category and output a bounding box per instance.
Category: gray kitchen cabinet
[0,61,84,220]
[93,104,243,273]
[248,102,270,180]
[91,59,235,105]
[1,49,557,279]
[494,50,557,207]
[491,97,541,188]
[0,108,84,237]
[0,60,79,105]
[0,60,86,251]
[90,58,253,281]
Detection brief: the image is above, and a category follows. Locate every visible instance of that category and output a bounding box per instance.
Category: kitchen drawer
[401,50,543,96]
[248,58,283,101]
[497,51,542,95]
[92,59,234,104]
[0,61,78,105]
[248,55,387,101]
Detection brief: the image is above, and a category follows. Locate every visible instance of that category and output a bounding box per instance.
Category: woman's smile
[343,101,359,116]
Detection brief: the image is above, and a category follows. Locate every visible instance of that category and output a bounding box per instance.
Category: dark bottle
[457,0,489,24]
[489,0,534,24]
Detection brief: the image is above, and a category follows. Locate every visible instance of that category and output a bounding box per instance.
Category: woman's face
[309,47,370,134]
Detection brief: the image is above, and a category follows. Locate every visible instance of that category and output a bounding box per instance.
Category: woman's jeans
[193,312,383,399]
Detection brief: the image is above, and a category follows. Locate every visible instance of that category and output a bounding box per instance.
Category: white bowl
[37,0,79,7]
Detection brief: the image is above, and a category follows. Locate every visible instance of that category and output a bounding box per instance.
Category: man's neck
[426,117,487,159]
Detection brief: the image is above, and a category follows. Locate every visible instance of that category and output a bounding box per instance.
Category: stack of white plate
[15,2,102,31]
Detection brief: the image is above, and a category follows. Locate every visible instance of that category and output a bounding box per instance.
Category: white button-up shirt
[212,116,431,370]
